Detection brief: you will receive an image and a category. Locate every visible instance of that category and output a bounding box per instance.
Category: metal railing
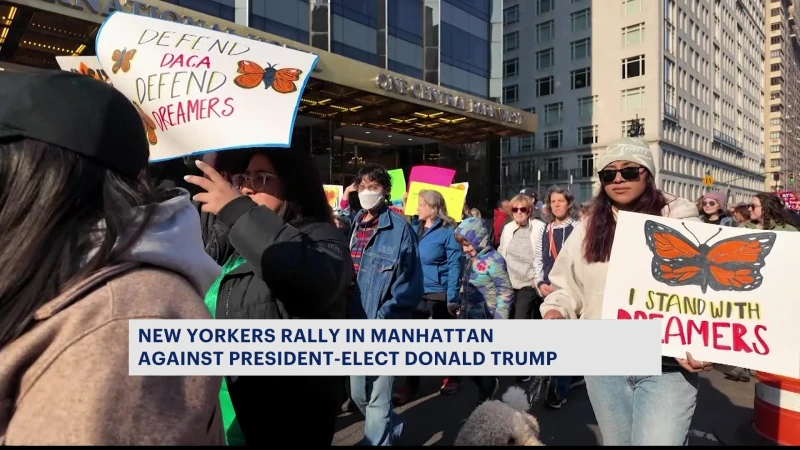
[664,102,678,121]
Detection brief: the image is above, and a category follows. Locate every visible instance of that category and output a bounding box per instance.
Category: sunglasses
[511,207,529,214]
[701,200,718,207]
[598,166,644,184]
[748,203,760,210]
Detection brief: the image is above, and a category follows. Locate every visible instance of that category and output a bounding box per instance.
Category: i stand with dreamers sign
[601,211,800,378]
[93,12,318,161]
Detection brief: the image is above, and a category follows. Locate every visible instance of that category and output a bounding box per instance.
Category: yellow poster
[404,181,467,222]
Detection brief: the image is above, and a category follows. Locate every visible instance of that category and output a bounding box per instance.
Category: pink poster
[409,165,456,187]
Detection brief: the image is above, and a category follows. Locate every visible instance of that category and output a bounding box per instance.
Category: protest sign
[777,190,800,211]
[94,12,318,162]
[451,182,469,195]
[409,165,456,187]
[602,211,800,378]
[55,56,113,85]
[404,181,467,222]
[323,185,343,211]
[388,169,407,203]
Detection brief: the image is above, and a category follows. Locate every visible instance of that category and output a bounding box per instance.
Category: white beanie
[598,136,656,175]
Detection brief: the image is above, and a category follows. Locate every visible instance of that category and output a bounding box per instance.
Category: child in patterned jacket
[453,217,515,405]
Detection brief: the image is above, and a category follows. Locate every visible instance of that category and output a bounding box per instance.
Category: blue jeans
[554,376,573,398]
[585,371,699,446]
[350,375,403,446]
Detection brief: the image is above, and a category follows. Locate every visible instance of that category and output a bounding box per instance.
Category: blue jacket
[348,207,424,320]
[411,217,463,303]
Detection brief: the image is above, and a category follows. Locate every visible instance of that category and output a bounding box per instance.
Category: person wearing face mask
[540,136,709,446]
[346,165,424,446]
[184,148,352,446]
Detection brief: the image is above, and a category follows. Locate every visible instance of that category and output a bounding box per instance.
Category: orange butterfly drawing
[233,60,302,93]
[132,102,158,146]
[644,220,776,294]
[111,48,136,74]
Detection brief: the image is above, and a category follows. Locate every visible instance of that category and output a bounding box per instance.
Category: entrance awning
[1,0,537,143]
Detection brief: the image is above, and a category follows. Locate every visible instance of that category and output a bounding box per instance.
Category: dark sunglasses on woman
[597,166,644,184]
[511,207,529,213]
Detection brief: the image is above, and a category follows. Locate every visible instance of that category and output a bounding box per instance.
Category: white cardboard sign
[55,56,113,85]
[602,211,800,378]
[94,12,318,162]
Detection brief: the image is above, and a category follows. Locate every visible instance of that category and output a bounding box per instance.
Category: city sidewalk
[333,367,756,446]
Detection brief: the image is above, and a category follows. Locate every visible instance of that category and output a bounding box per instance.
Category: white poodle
[454,386,544,446]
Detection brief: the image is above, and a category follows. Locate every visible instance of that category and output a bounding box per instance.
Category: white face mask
[358,190,384,210]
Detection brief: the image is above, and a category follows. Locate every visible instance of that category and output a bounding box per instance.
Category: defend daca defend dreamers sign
[61,12,318,161]
[602,211,800,378]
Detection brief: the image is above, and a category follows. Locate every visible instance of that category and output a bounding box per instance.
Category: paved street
[333,366,757,446]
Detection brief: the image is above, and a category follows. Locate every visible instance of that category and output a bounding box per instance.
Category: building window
[623,0,642,16]
[579,154,594,177]
[770,145,781,153]
[544,131,563,149]
[503,85,519,103]
[523,107,536,113]
[622,55,646,79]
[571,67,591,89]
[536,20,555,43]
[504,58,519,78]
[519,135,535,152]
[504,32,519,52]
[544,103,563,125]
[571,38,591,60]
[578,96,596,119]
[537,76,554,97]
[771,118,782,125]
[770,131,781,140]
[537,0,554,14]
[536,48,554,70]
[622,23,645,47]
[665,22,674,52]
[621,118,646,137]
[578,126,599,145]
[622,86,645,113]
[571,8,591,32]
[504,5,519,25]
[770,63,781,72]
[501,138,510,155]
[546,157,562,173]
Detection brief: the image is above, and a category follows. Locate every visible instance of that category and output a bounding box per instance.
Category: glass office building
[0,0,530,211]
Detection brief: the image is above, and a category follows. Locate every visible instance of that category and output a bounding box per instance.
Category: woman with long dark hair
[185,148,352,446]
[540,137,710,446]
[0,71,223,445]
[744,193,798,231]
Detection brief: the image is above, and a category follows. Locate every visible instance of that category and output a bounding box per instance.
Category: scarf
[203,255,247,446]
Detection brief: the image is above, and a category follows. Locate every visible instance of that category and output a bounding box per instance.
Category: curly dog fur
[454,386,544,446]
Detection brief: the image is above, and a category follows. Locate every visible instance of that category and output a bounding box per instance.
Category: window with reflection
[440,0,490,98]
[163,0,234,21]
[249,0,310,44]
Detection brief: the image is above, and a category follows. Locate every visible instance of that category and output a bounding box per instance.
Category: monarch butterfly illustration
[132,102,158,146]
[233,60,302,93]
[644,220,777,294]
[111,48,136,74]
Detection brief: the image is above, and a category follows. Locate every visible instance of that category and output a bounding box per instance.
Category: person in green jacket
[742,193,799,232]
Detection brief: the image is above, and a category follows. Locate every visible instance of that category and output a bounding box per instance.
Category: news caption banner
[93,12,318,162]
[129,320,662,377]
[602,211,800,378]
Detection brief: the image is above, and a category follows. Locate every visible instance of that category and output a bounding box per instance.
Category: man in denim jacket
[347,165,423,446]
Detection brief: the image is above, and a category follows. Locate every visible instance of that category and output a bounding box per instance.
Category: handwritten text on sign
[95,12,318,161]
[601,211,800,378]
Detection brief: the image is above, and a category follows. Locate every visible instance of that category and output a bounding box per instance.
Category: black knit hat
[0,70,149,179]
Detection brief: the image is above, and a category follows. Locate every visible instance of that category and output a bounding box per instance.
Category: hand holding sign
[184,160,242,214]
